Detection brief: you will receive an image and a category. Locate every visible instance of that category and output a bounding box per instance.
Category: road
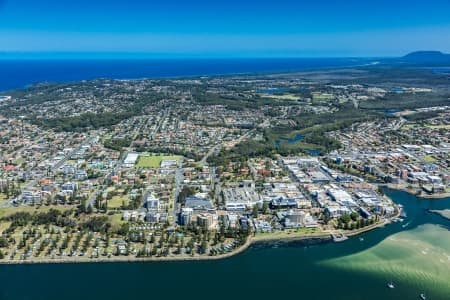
[200,128,256,165]
[200,143,221,165]
[87,108,169,209]
[86,150,128,209]
[150,109,168,140]
[171,160,184,226]
[5,136,97,207]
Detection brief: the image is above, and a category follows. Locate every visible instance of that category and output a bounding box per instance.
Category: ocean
[0,58,369,91]
[1,60,449,300]
[0,190,449,300]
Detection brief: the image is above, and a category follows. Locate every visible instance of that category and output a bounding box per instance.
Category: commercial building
[223,186,261,210]
[123,152,139,168]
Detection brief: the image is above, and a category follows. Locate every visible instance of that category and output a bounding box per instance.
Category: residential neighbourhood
[0,70,448,262]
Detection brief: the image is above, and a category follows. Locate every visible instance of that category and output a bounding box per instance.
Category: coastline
[0,58,372,92]
[252,215,394,244]
[0,182,402,266]
[0,191,401,266]
[0,237,253,265]
[387,184,450,199]
[429,209,450,220]
[0,217,394,265]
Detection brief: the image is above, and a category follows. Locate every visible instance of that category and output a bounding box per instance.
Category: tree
[105,233,110,248]
[0,237,9,248]
[78,198,86,214]
[252,205,259,218]
[200,241,208,254]
[340,214,351,224]
[323,214,331,225]
[350,212,359,222]
[95,193,102,210]
[262,201,269,214]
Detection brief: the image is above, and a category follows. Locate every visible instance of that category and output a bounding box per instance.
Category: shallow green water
[321,224,450,299]
[0,189,448,300]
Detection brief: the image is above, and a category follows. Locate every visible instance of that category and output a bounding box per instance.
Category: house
[61,182,77,192]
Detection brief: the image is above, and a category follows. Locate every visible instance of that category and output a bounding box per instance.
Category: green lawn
[400,124,416,131]
[108,195,128,209]
[402,124,450,131]
[136,154,182,168]
[0,205,72,219]
[13,158,26,165]
[423,155,437,163]
[0,193,8,205]
[253,227,324,241]
[426,124,450,129]
[262,93,300,101]
[109,213,125,230]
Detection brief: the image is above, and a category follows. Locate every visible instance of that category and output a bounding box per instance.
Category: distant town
[0,65,448,263]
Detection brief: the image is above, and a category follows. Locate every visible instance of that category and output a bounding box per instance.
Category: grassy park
[423,155,437,163]
[108,195,129,209]
[136,153,182,168]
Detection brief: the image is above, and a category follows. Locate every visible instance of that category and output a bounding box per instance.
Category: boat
[359,237,364,242]
[387,282,395,289]
[420,293,426,300]
[402,221,411,228]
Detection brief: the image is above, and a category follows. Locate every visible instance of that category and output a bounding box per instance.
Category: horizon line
[0,51,425,60]
[0,50,446,60]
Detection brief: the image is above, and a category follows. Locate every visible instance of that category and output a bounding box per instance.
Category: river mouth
[320,223,450,299]
[0,189,448,300]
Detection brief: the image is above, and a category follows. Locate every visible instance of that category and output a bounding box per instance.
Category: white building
[123,153,139,168]
[327,188,357,207]
[223,187,261,210]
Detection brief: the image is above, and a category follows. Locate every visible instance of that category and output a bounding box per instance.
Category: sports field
[136,154,182,168]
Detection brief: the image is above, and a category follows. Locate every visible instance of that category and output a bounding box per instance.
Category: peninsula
[0,60,448,264]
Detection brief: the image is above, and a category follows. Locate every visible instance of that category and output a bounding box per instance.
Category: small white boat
[420,293,426,300]
[387,282,395,289]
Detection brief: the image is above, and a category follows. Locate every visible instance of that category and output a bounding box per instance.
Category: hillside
[400,51,450,64]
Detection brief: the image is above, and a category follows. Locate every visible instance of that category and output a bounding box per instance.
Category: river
[0,189,449,300]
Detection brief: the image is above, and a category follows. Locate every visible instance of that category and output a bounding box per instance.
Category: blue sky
[0,0,449,58]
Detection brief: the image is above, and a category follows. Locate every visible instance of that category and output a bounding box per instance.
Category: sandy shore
[429,209,450,220]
